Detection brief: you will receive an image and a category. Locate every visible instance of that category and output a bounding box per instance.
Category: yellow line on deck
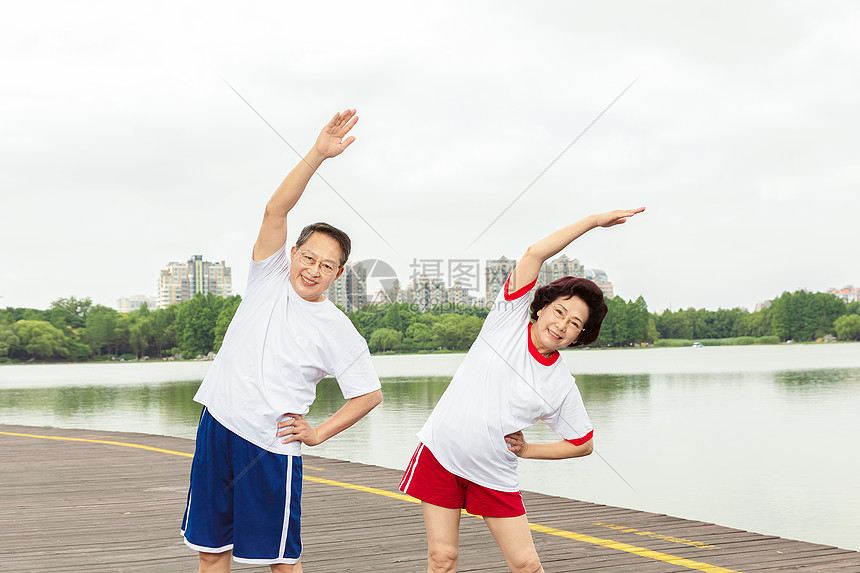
[0,431,194,457]
[1,430,741,573]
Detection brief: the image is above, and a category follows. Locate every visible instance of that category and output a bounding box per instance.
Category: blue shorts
[181,408,303,565]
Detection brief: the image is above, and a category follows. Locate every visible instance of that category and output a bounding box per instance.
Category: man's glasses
[296,249,339,276]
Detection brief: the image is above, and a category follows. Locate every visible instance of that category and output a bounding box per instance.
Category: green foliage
[349,303,485,352]
[653,335,781,347]
[49,297,92,329]
[771,291,846,341]
[595,296,654,347]
[0,324,21,357]
[14,320,69,359]
[834,314,860,341]
[2,284,857,362]
[175,293,222,359]
[369,327,403,352]
[150,306,177,357]
[85,306,119,355]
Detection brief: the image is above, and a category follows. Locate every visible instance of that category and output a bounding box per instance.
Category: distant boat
[692,342,703,348]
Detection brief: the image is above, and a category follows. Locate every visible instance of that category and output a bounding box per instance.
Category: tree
[84,306,119,355]
[14,320,69,359]
[834,314,860,341]
[383,303,404,332]
[772,291,845,341]
[129,317,153,358]
[49,297,92,329]
[404,322,435,350]
[0,324,20,357]
[737,307,772,337]
[150,306,177,357]
[369,327,403,352]
[175,293,220,358]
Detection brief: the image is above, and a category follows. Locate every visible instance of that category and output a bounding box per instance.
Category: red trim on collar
[528,322,559,366]
[566,430,594,446]
[504,274,537,301]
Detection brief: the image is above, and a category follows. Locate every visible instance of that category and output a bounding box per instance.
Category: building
[116,295,157,313]
[485,256,516,305]
[538,254,585,287]
[157,255,232,308]
[828,285,860,304]
[485,254,606,305]
[405,274,447,312]
[585,269,614,299]
[324,262,368,312]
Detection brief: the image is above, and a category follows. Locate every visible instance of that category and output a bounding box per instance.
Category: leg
[423,502,462,573]
[198,549,231,573]
[271,561,303,572]
[484,515,544,573]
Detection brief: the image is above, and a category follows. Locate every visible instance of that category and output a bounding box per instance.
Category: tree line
[2,289,859,363]
[0,294,241,362]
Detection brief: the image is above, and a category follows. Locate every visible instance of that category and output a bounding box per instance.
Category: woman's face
[534,295,590,351]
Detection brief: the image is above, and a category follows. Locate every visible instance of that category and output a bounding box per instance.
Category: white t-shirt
[417,274,593,491]
[194,243,381,455]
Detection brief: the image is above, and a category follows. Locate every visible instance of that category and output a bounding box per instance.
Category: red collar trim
[504,274,537,301]
[528,322,559,366]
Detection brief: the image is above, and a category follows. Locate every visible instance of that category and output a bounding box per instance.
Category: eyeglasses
[296,249,340,275]
[551,304,585,332]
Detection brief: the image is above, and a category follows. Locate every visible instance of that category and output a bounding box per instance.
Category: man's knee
[198,550,231,571]
[428,544,459,572]
[270,561,302,573]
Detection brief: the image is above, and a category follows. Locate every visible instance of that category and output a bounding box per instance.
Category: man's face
[289,232,344,302]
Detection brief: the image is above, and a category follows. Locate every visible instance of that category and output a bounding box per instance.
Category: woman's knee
[428,543,459,572]
[508,551,542,573]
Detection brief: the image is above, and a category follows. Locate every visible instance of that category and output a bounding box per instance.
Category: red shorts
[399,443,525,518]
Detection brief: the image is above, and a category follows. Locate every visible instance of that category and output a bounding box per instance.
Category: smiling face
[531,295,590,355]
[289,232,345,302]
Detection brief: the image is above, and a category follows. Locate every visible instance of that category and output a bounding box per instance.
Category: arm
[505,430,593,460]
[252,109,359,262]
[509,208,645,293]
[276,389,383,446]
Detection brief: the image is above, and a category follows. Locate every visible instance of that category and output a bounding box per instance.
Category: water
[1,344,859,552]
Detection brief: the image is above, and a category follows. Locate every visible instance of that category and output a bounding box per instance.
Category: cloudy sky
[2,1,858,313]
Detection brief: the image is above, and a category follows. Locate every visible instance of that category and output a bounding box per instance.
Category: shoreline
[1,342,860,388]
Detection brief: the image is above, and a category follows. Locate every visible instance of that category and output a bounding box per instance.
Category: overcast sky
[2,1,858,313]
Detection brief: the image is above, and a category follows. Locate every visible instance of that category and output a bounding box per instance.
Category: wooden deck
[1,424,858,572]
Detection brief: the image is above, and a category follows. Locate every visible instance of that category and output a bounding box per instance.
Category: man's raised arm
[252,109,359,262]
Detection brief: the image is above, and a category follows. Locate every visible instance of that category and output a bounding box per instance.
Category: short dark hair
[295,222,351,268]
[530,277,608,347]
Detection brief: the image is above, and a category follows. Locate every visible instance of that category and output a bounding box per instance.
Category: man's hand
[505,430,530,458]
[312,109,359,160]
[277,414,322,446]
[593,207,645,228]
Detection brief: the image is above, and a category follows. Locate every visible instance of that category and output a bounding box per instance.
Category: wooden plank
[2,424,859,572]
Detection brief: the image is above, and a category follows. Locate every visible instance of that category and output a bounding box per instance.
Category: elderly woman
[400,208,644,573]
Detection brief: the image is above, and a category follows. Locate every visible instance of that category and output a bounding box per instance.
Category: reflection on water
[774,368,860,388]
[1,367,859,553]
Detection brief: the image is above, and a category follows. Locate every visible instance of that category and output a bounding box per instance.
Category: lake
[1,343,859,552]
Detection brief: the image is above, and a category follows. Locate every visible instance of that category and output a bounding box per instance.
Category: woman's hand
[277,414,322,446]
[312,109,358,159]
[593,207,645,228]
[505,431,530,458]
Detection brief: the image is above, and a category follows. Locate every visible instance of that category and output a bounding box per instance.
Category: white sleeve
[332,340,382,399]
[247,242,290,289]
[482,273,537,335]
[543,381,594,445]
